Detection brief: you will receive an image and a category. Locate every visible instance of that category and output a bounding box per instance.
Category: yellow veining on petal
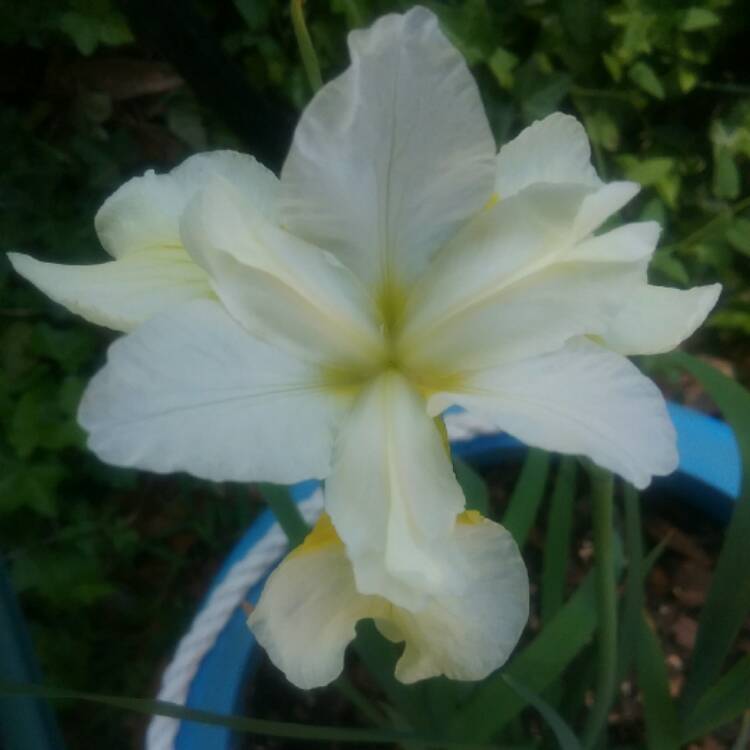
[483,192,500,211]
[458,509,483,525]
[406,366,468,398]
[433,415,450,457]
[375,279,409,337]
[287,513,343,560]
[317,362,375,396]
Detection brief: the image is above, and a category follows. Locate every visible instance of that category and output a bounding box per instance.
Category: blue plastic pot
[172,402,740,750]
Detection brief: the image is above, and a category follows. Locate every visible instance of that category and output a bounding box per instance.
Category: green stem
[582,466,617,750]
[341,0,365,27]
[659,194,750,255]
[731,711,750,750]
[616,485,644,681]
[291,0,323,93]
[698,81,750,95]
[540,458,577,624]
[257,483,309,548]
[570,85,633,102]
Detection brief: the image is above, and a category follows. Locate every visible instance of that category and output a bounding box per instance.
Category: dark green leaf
[501,674,582,750]
[541,458,577,624]
[617,485,644,680]
[682,657,750,740]
[503,448,551,548]
[453,458,489,516]
[352,621,433,731]
[637,616,681,750]
[628,62,665,99]
[453,574,597,739]
[0,681,495,749]
[713,148,741,200]
[488,47,518,89]
[726,218,750,254]
[661,353,750,712]
[256,483,309,548]
[680,8,720,32]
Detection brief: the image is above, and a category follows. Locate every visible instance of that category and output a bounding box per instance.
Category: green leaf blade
[502,674,582,750]
[541,458,577,625]
[682,657,750,741]
[663,353,750,712]
[637,616,681,750]
[503,448,551,548]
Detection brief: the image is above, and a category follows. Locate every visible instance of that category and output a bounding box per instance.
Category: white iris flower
[10,7,719,685]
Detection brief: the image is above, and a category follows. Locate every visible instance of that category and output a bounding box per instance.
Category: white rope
[144,411,497,750]
[145,490,324,750]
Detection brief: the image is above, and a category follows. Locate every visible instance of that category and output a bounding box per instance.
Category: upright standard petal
[280,7,495,289]
[495,113,601,199]
[400,185,646,373]
[428,338,678,489]
[78,300,347,484]
[602,283,721,355]
[8,249,212,333]
[180,177,383,369]
[493,113,639,241]
[324,371,466,609]
[249,512,528,689]
[96,150,279,258]
[10,151,278,331]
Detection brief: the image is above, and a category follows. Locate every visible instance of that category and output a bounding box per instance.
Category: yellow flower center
[319,278,466,399]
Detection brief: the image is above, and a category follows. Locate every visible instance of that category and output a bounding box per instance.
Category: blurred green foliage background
[1,0,748,746]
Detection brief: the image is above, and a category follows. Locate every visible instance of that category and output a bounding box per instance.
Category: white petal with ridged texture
[249,513,528,688]
[384,515,528,683]
[78,299,346,483]
[280,7,495,288]
[7,248,212,333]
[404,260,642,373]
[249,516,387,690]
[602,283,721,355]
[180,177,382,368]
[428,338,677,489]
[495,113,601,199]
[402,183,589,340]
[325,371,466,609]
[399,183,652,374]
[566,221,660,263]
[95,150,278,258]
[572,181,639,240]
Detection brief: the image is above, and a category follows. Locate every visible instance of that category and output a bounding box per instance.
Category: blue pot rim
[174,401,741,750]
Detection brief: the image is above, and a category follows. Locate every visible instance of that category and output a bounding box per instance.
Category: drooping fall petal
[249,512,528,689]
[601,282,722,355]
[9,151,278,331]
[280,7,496,290]
[7,248,211,333]
[428,337,677,489]
[78,300,348,484]
[325,371,467,609]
